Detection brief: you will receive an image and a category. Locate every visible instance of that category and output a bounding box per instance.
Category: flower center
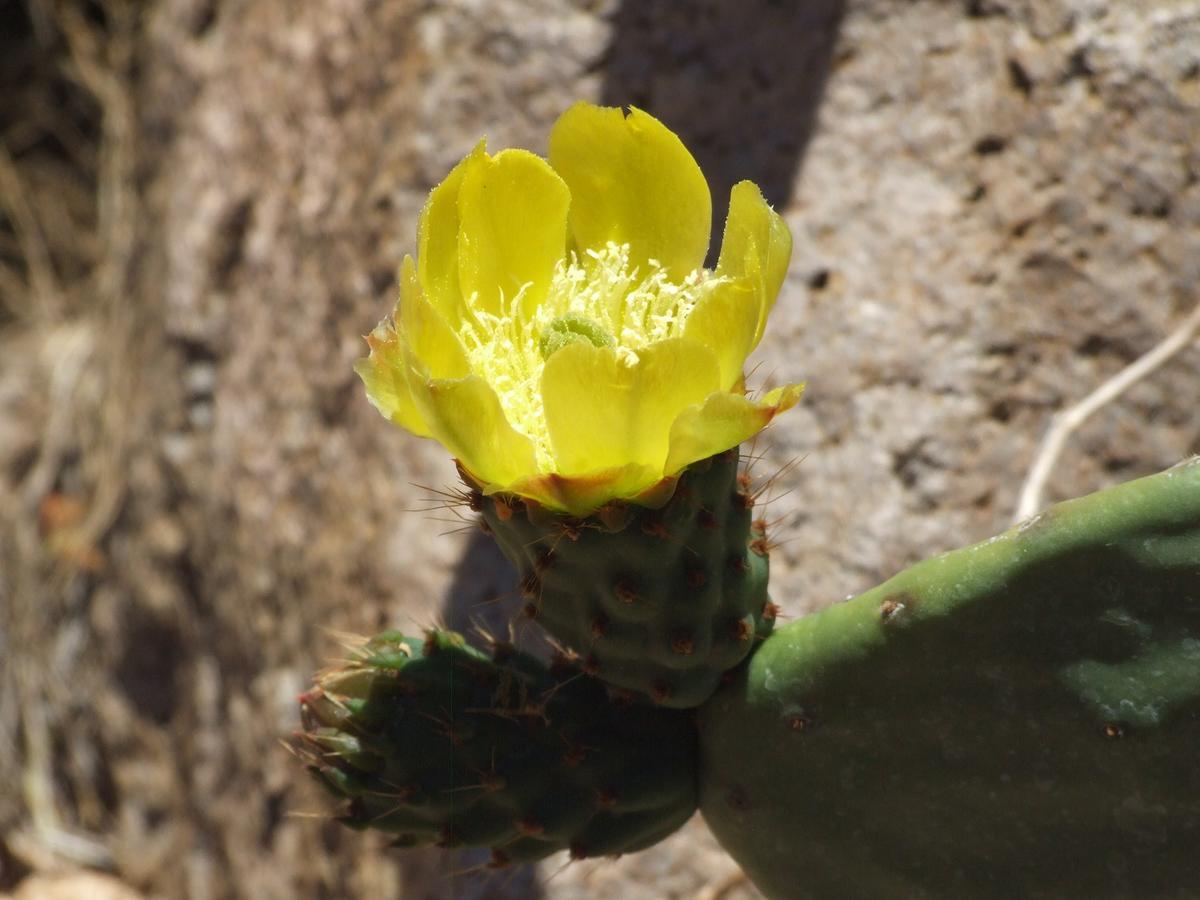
[456,241,724,468]
[538,312,615,360]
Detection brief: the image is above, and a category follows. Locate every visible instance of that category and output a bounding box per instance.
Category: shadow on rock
[438,530,549,900]
[601,0,845,255]
[441,528,554,658]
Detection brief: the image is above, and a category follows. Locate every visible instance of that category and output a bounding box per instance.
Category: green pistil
[538,312,616,360]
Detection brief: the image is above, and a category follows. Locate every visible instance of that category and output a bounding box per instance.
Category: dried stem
[1014,302,1200,523]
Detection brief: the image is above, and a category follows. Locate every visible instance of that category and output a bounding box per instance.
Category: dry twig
[696,868,752,900]
[1014,302,1200,523]
[0,137,63,320]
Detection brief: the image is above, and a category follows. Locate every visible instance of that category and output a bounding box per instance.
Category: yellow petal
[396,255,469,379]
[664,384,804,475]
[548,103,711,281]
[354,327,432,438]
[510,462,662,517]
[457,148,570,317]
[417,140,487,322]
[405,361,539,490]
[716,181,793,347]
[541,338,720,476]
[682,278,760,391]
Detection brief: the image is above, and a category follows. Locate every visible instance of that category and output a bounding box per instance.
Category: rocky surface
[0,0,1196,897]
[1,872,145,900]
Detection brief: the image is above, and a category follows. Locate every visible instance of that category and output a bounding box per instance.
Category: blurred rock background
[0,0,1196,897]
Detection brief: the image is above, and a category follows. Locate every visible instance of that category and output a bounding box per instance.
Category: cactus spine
[298,629,698,865]
[300,440,1200,895]
[473,448,775,708]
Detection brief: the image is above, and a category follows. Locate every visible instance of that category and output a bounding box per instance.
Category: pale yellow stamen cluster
[456,241,725,465]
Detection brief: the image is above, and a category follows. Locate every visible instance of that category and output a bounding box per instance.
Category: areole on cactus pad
[700,458,1200,898]
[472,447,777,708]
[299,462,1200,893]
[297,630,698,865]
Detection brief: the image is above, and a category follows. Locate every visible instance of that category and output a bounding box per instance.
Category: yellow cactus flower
[356,102,802,514]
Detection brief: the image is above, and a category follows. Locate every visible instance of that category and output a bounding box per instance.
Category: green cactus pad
[474,449,775,708]
[700,459,1200,899]
[298,629,697,864]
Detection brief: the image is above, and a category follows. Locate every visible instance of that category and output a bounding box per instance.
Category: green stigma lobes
[538,312,615,359]
[298,630,698,865]
[455,241,725,467]
[475,449,775,708]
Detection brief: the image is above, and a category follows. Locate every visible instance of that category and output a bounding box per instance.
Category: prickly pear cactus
[473,448,775,708]
[699,459,1200,899]
[297,629,698,865]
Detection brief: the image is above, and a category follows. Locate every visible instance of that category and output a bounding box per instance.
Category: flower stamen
[455,241,726,467]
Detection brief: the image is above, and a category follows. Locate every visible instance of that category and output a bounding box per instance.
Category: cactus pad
[298,629,697,864]
[700,460,1200,898]
[473,449,775,708]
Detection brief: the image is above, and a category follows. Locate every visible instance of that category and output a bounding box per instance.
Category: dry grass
[1,0,144,882]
